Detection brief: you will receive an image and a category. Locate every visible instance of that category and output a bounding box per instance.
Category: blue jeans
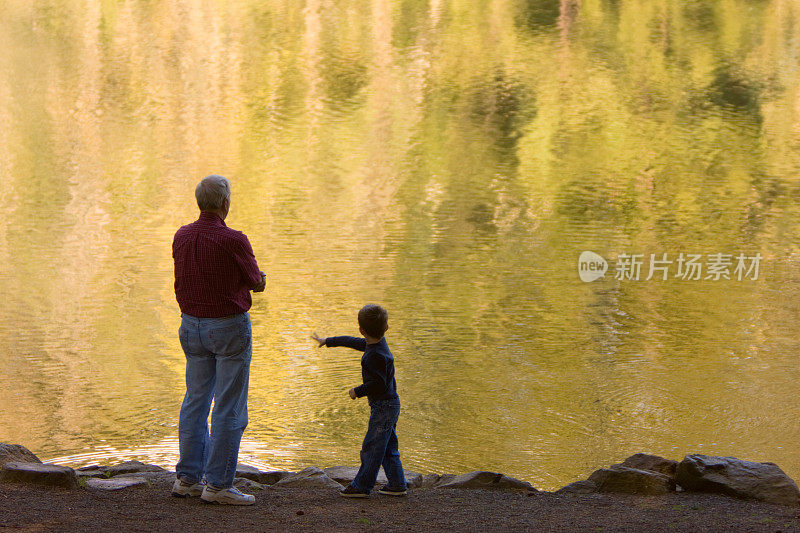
[176,313,251,489]
[351,399,406,493]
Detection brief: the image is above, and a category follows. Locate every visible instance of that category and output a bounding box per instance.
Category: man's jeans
[176,313,251,489]
[351,399,406,493]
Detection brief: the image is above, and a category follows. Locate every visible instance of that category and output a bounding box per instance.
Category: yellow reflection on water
[1,0,800,491]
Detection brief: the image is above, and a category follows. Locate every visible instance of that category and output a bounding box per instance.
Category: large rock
[273,467,343,490]
[85,477,148,490]
[436,471,536,492]
[676,454,800,506]
[0,444,41,467]
[0,461,77,489]
[323,466,424,489]
[106,461,165,477]
[614,454,678,478]
[588,466,674,495]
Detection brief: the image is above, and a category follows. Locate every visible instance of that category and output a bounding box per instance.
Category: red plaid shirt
[173,212,263,318]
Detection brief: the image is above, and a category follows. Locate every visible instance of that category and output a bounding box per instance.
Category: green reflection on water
[1,0,799,491]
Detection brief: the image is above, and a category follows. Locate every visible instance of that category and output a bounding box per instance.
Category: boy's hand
[348,388,357,400]
[311,332,326,347]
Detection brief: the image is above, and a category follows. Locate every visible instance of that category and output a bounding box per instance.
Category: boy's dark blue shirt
[325,336,399,403]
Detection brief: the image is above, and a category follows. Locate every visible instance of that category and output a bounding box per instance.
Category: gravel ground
[2,479,800,532]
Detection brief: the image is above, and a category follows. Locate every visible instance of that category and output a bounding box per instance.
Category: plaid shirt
[173,212,263,318]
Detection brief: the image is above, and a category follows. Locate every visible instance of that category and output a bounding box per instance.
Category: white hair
[195,174,230,211]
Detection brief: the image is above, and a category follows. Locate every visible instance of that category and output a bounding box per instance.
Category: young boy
[311,304,407,497]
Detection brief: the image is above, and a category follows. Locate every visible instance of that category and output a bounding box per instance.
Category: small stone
[0,461,77,489]
[0,444,42,467]
[86,477,148,490]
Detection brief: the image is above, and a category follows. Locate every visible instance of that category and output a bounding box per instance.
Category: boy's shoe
[339,484,369,498]
[200,485,255,506]
[377,485,407,496]
[171,477,204,497]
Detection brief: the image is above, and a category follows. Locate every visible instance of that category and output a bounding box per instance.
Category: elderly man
[170,175,266,505]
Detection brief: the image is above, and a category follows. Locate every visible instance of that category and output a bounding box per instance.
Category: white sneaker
[171,478,204,497]
[200,485,255,506]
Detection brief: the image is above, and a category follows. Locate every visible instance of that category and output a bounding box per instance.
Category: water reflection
[0,0,799,491]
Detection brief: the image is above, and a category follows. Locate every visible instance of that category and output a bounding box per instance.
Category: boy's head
[358,304,389,339]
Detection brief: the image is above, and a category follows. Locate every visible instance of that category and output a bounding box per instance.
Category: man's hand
[253,271,267,293]
[311,332,326,347]
[348,388,357,400]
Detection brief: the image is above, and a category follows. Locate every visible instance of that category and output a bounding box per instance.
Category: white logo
[577,251,761,282]
[578,251,608,282]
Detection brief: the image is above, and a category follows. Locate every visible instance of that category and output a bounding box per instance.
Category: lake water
[1,0,800,491]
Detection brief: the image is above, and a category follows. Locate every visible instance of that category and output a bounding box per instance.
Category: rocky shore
[2,443,800,531]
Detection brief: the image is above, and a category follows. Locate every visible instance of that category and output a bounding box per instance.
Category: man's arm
[231,234,264,291]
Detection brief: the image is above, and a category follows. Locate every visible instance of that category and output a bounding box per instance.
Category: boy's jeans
[351,399,406,493]
[176,313,251,489]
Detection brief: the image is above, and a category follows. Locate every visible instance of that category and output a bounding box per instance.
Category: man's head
[358,304,389,340]
[196,174,231,219]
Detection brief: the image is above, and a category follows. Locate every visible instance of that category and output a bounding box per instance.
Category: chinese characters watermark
[578,251,762,282]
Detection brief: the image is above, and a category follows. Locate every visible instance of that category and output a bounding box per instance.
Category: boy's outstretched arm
[311,333,366,351]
